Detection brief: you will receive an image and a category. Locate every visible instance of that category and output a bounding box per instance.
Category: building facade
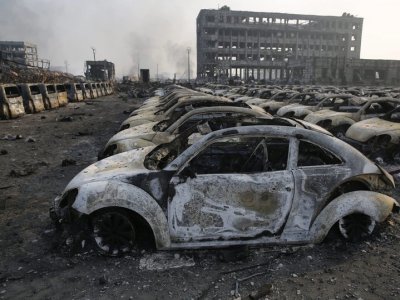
[85,60,115,81]
[196,6,363,82]
[0,41,50,69]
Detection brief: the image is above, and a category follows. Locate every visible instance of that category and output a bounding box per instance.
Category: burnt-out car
[304,97,400,137]
[56,84,68,106]
[0,84,25,119]
[51,125,398,256]
[259,92,318,115]
[39,84,60,110]
[19,83,46,113]
[100,106,272,159]
[65,83,84,102]
[276,94,358,119]
[119,96,236,130]
[344,106,400,161]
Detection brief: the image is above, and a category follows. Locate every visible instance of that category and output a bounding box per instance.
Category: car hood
[305,110,353,124]
[121,113,159,126]
[278,104,313,116]
[288,119,333,136]
[346,117,400,142]
[109,122,158,143]
[65,146,157,191]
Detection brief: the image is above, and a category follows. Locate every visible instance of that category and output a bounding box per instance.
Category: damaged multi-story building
[197,6,400,85]
[84,60,115,81]
[0,41,50,69]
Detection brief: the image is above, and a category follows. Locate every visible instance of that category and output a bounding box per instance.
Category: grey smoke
[0,0,197,78]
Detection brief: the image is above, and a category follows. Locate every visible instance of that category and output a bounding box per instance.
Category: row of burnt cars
[0,81,113,120]
[51,84,398,256]
[199,84,400,162]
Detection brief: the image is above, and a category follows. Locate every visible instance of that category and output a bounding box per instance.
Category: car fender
[72,180,171,249]
[329,117,355,128]
[309,191,398,243]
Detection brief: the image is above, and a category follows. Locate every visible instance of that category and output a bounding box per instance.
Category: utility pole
[187,47,191,83]
[64,60,69,73]
[137,53,140,81]
[156,63,159,81]
[91,47,96,61]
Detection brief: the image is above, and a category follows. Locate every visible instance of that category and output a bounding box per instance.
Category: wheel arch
[330,118,354,129]
[309,191,397,243]
[71,181,171,249]
[327,178,371,202]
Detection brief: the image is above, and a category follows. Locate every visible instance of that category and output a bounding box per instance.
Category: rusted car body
[246,90,298,108]
[0,84,25,119]
[51,125,397,255]
[81,83,93,99]
[100,82,108,95]
[277,94,359,119]
[39,84,60,110]
[65,83,84,102]
[90,83,99,98]
[120,96,236,130]
[55,84,68,106]
[18,84,46,113]
[96,83,104,97]
[105,82,113,95]
[100,106,272,159]
[259,92,318,115]
[345,106,400,160]
[304,98,400,137]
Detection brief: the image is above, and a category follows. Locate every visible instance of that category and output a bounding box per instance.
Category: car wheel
[283,112,295,118]
[332,125,349,139]
[338,213,375,241]
[91,210,136,256]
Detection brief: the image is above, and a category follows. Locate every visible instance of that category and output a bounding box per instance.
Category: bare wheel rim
[338,214,375,241]
[92,211,136,255]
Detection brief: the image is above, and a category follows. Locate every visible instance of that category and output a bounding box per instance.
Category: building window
[350,46,356,52]
[206,15,215,22]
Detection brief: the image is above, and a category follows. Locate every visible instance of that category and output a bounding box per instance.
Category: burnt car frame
[304,97,400,137]
[19,83,46,113]
[52,125,398,256]
[100,106,272,159]
[344,106,400,160]
[0,84,25,119]
[276,94,359,119]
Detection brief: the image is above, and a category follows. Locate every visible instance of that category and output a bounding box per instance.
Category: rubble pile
[0,61,74,84]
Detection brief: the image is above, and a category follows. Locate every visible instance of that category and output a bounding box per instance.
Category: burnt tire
[91,209,136,256]
[338,213,375,242]
[332,125,350,139]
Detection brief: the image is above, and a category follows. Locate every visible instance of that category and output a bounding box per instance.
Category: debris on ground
[61,159,77,167]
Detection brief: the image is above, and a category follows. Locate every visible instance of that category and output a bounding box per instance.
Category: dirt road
[1,95,399,299]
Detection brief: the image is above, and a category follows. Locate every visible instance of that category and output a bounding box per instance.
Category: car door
[167,135,295,242]
[287,139,350,237]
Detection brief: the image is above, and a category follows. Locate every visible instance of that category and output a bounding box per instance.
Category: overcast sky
[0,0,398,78]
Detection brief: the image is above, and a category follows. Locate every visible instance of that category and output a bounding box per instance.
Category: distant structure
[140,69,150,83]
[0,41,50,69]
[197,6,400,85]
[84,60,115,81]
